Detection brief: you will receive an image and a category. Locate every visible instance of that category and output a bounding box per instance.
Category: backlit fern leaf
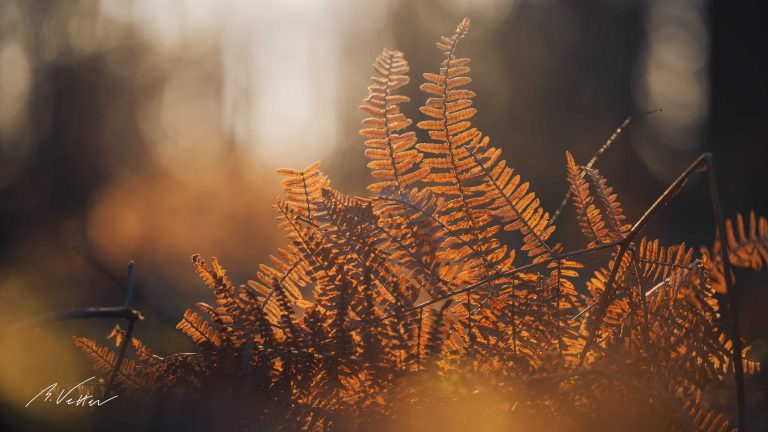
[177,309,221,348]
[131,337,161,365]
[417,19,558,268]
[643,257,738,425]
[701,211,768,293]
[725,211,768,270]
[566,151,612,247]
[192,255,278,348]
[373,186,494,285]
[360,49,427,193]
[276,161,330,221]
[636,239,694,287]
[682,401,733,432]
[74,337,145,393]
[416,19,513,278]
[584,167,630,239]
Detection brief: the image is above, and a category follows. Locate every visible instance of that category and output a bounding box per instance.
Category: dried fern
[72,18,765,432]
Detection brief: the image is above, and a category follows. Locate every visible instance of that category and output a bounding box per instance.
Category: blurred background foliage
[0,0,766,430]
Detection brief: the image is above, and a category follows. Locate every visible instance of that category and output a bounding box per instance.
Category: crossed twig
[10,262,142,399]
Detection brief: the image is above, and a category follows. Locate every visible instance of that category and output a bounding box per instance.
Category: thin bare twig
[8,261,143,400]
[549,109,662,228]
[104,262,139,398]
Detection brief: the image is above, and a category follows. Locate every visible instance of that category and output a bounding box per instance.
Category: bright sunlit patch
[634,0,709,180]
[221,0,342,168]
[0,40,30,139]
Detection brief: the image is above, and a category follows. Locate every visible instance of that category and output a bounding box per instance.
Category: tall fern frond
[417,18,558,266]
[415,19,512,277]
[360,49,427,193]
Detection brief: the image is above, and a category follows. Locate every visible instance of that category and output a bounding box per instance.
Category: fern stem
[106,307,136,397]
[704,153,745,432]
[300,172,313,220]
[416,308,423,372]
[381,53,402,191]
[629,250,651,353]
[555,261,562,353]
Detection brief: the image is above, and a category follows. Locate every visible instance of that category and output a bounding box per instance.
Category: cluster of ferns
[76,19,766,431]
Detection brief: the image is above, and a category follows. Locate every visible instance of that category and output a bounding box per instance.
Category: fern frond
[636,239,694,288]
[361,48,427,193]
[271,278,301,344]
[725,211,768,270]
[196,301,233,329]
[583,167,630,239]
[546,259,584,354]
[415,19,505,276]
[374,186,510,285]
[474,135,559,263]
[192,255,278,347]
[313,189,407,317]
[73,337,144,391]
[641,254,739,407]
[700,212,768,293]
[682,401,733,432]
[372,190,455,297]
[131,337,161,364]
[417,19,557,266]
[177,309,221,348]
[251,246,308,305]
[583,252,639,351]
[566,151,612,246]
[74,337,119,372]
[276,161,330,221]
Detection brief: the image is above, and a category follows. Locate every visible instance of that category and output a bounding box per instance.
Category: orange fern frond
[75,337,119,373]
[360,48,427,193]
[251,247,308,306]
[566,151,612,246]
[682,401,733,432]
[73,337,144,392]
[374,186,510,285]
[636,239,694,288]
[131,337,161,364]
[177,309,221,348]
[415,18,501,276]
[192,255,278,347]
[417,19,557,265]
[702,211,767,293]
[276,161,330,221]
[725,211,768,270]
[583,167,630,240]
